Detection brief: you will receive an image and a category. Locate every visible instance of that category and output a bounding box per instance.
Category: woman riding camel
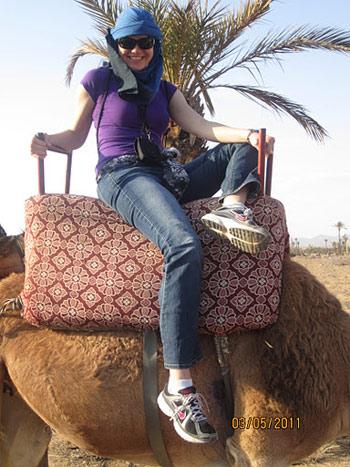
[31,7,274,444]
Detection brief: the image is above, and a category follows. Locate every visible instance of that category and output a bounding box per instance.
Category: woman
[31,7,274,444]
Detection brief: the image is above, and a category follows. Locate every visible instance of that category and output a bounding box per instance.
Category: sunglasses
[117,36,155,50]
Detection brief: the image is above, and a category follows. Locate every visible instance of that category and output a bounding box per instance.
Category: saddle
[21,194,289,334]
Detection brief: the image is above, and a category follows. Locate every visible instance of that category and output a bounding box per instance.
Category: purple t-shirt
[81,67,177,173]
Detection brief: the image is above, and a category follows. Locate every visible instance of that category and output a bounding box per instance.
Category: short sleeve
[80,67,111,103]
[162,80,177,103]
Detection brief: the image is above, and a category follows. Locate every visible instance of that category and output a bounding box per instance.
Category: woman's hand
[30,133,48,159]
[248,131,275,155]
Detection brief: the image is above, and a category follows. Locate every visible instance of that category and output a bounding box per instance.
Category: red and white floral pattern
[22,194,289,335]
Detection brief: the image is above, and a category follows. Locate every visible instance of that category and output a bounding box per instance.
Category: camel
[0,223,7,238]
[1,257,350,467]
[0,235,25,280]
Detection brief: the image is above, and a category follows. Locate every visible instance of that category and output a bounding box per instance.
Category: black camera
[135,135,164,165]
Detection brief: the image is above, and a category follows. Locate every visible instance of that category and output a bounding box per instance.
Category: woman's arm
[169,89,274,151]
[30,85,95,158]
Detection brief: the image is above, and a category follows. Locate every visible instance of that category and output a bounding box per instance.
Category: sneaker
[201,205,270,254]
[157,384,218,444]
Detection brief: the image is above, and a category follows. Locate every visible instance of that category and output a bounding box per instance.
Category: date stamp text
[232,416,300,430]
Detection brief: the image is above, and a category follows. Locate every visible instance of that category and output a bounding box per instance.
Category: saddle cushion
[21,195,289,335]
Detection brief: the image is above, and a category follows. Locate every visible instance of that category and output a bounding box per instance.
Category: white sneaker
[157,384,218,444]
[201,206,270,254]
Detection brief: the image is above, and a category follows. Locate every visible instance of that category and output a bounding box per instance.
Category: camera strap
[138,104,152,140]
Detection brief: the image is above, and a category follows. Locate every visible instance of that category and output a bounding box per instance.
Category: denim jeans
[97,143,259,368]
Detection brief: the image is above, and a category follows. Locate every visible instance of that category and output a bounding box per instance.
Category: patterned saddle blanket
[21,195,289,335]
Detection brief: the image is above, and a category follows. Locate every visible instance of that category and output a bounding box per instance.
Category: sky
[1,0,349,241]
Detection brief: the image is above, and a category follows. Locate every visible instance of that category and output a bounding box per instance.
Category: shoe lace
[243,207,253,219]
[171,392,210,423]
[229,206,253,222]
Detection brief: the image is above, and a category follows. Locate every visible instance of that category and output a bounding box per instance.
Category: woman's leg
[98,165,202,368]
[181,142,259,203]
[97,165,217,443]
[181,143,269,253]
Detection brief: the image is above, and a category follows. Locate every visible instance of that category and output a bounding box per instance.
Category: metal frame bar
[257,128,273,196]
[36,133,72,195]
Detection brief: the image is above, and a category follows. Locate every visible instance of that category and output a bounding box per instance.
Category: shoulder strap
[162,80,172,146]
[139,81,171,140]
[138,104,152,138]
[96,68,113,150]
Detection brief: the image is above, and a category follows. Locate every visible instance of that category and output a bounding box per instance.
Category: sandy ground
[295,255,350,313]
[47,255,350,466]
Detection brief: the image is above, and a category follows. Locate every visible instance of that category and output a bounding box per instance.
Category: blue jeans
[97,143,259,368]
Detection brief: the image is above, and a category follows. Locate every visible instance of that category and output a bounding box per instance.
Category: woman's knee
[165,226,203,264]
[213,142,256,163]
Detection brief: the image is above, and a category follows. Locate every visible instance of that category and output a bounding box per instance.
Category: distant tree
[334,221,346,254]
[293,237,300,255]
[343,234,349,255]
[67,0,350,161]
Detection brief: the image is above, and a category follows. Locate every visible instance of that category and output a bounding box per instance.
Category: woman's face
[118,35,154,71]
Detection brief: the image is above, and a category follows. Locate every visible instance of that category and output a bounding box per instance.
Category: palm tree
[342,234,348,255]
[67,0,350,161]
[293,237,300,255]
[334,221,346,254]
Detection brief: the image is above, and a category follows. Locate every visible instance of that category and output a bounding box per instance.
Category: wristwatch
[35,132,47,141]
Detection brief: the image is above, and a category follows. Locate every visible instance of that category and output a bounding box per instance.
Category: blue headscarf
[111,7,163,41]
[107,7,163,105]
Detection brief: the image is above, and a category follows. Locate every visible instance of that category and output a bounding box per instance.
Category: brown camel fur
[1,260,350,466]
[0,273,25,301]
[0,235,25,280]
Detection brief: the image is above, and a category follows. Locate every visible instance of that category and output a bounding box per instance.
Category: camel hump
[21,194,289,335]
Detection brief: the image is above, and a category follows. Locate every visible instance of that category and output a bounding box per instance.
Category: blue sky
[1,0,349,240]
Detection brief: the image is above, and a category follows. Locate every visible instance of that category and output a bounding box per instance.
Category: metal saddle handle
[257,128,274,196]
[35,132,72,195]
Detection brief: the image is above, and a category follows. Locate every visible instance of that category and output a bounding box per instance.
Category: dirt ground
[48,255,350,467]
[295,255,350,313]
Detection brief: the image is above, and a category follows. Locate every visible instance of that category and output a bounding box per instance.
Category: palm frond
[66,38,108,85]
[210,84,328,142]
[233,0,273,38]
[162,0,233,91]
[132,0,170,26]
[232,26,350,72]
[179,1,273,97]
[74,0,118,35]
[192,25,350,106]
